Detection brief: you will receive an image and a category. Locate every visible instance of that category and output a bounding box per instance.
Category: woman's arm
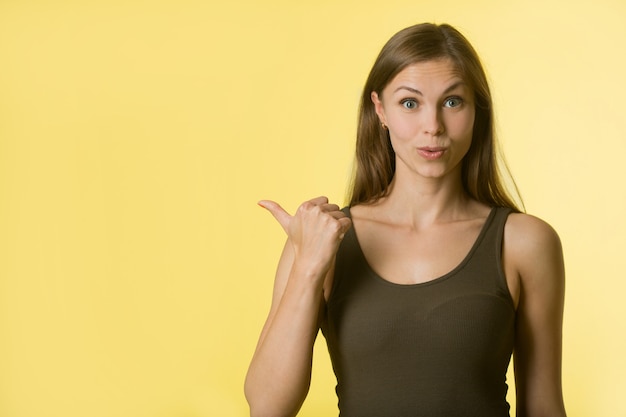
[504,213,567,417]
[244,197,351,417]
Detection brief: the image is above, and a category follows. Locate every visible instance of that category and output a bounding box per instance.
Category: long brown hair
[348,23,523,212]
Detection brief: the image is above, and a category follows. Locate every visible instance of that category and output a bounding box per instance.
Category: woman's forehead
[385,60,467,91]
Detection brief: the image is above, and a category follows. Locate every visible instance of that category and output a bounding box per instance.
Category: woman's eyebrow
[393,81,466,95]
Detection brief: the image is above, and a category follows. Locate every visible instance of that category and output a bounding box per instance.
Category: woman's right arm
[244,197,351,417]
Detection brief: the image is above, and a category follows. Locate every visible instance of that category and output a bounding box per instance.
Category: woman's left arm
[504,213,567,417]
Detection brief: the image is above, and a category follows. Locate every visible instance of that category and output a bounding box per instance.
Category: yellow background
[1,0,624,416]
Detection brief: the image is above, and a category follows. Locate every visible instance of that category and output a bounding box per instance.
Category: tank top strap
[468,206,514,302]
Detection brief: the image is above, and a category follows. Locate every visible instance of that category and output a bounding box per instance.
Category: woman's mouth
[417,147,446,160]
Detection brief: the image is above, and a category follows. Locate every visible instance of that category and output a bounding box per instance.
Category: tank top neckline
[345,206,498,288]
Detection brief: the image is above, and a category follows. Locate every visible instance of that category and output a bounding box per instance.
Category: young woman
[245,23,566,417]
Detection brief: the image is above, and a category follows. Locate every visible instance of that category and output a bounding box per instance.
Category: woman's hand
[258,196,352,277]
[245,197,352,417]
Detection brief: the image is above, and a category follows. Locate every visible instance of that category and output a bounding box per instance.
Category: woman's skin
[244,197,350,417]
[245,59,566,417]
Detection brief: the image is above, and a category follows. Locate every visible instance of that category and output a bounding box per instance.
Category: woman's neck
[371,172,481,229]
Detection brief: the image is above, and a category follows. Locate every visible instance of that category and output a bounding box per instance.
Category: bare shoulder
[504,212,564,292]
[348,202,380,221]
[505,212,562,259]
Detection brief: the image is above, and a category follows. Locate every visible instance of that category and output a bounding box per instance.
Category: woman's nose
[423,107,444,136]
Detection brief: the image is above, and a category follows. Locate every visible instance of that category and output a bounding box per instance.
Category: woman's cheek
[390,118,418,140]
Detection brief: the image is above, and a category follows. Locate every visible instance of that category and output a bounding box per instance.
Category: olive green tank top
[320,207,515,417]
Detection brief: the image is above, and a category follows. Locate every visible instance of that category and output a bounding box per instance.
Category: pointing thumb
[258,200,291,233]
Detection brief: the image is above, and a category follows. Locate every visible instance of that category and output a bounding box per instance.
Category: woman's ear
[371,91,387,126]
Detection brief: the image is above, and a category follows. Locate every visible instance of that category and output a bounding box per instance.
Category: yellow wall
[1,0,624,416]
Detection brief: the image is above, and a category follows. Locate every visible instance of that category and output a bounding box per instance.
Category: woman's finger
[321,203,341,213]
[258,200,292,233]
[308,196,330,206]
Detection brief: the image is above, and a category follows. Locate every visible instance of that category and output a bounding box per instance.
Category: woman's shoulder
[505,212,561,248]
[347,201,384,222]
[503,211,563,276]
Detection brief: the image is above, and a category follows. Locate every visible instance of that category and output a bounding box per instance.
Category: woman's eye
[444,97,463,108]
[401,99,418,110]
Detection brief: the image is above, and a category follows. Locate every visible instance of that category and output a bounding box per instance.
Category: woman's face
[371,59,475,183]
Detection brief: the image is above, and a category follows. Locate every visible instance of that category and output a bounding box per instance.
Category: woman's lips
[417,147,446,160]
